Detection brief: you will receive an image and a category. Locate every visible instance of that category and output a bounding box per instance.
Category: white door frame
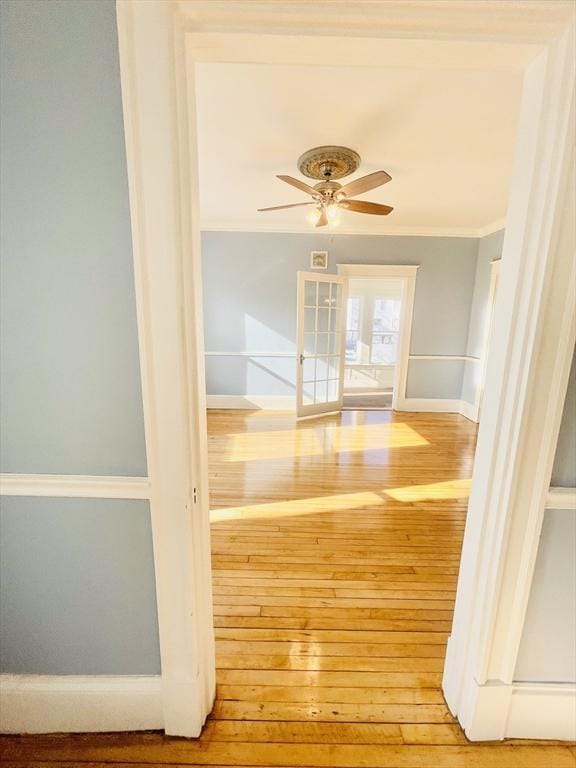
[116,0,575,737]
[473,259,502,422]
[337,264,418,410]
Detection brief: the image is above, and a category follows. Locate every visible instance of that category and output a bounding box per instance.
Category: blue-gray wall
[0,498,160,675]
[461,229,504,405]
[202,231,479,399]
[514,347,576,683]
[0,0,160,674]
[514,505,576,683]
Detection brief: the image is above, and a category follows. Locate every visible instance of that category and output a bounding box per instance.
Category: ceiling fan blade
[258,202,315,212]
[339,170,392,198]
[316,207,328,227]
[341,199,393,215]
[277,175,320,197]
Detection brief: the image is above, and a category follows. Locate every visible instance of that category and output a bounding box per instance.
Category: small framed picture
[310,251,328,269]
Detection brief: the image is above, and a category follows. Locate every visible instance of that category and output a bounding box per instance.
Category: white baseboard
[443,673,576,742]
[207,395,481,420]
[396,397,463,414]
[0,674,163,734]
[507,683,576,741]
[206,395,295,410]
[458,399,479,423]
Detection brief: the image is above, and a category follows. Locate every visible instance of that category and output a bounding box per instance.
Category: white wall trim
[397,397,479,422]
[0,474,150,499]
[204,350,480,367]
[205,351,295,358]
[337,263,417,411]
[207,395,482,420]
[206,395,295,410]
[507,683,576,741]
[201,223,493,238]
[547,487,576,510]
[455,679,576,742]
[477,218,508,238]
[458,399,479,422]
[337,263,419,278]
[116,0,575,744]
[471,259,502,423]
[443,17,576,742]
[0,675,162,734]
[117,0,215,737]
[396,397,463,414]
[409,354,480,362]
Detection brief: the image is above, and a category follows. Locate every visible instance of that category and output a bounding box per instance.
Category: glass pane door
[296,272,347,419]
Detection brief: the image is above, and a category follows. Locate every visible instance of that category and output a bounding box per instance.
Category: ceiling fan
[258,146,393,227]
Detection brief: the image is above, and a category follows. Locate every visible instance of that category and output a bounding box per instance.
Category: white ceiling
[194,45,529,236]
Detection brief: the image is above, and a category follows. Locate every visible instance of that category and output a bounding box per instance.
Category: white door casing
[116,0,576,739]
[337,265,418,410]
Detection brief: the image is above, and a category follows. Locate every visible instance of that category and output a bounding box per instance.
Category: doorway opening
[116,1,576,742]
[343,277,402,410]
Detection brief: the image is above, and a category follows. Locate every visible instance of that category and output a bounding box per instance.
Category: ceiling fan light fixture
[306,207,322,226]
[259,147,393,226]
[327,202,340,225]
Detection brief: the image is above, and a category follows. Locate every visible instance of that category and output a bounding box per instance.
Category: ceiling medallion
[297,145,361,180]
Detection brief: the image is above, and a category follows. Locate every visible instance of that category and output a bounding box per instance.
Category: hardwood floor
[1,409,573,766]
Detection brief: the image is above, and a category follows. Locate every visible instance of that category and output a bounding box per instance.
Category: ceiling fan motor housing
[298,145,361,181]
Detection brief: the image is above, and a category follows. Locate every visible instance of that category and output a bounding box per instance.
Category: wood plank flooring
[2,409,573,767]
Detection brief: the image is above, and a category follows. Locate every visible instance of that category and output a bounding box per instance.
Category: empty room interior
[0,1,575,766]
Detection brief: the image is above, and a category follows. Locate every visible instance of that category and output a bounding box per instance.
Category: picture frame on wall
[310,251,328,269]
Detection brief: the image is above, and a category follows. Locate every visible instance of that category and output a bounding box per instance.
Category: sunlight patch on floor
[210,491,385,522]
[224,422,428,462]
[329,423,428,453]
[384,478,472,502]
[224,428,324,462]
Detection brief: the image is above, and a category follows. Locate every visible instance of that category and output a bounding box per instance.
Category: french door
[296,272,347,419]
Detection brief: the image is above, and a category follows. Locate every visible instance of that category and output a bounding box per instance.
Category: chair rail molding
[0,474,150,499]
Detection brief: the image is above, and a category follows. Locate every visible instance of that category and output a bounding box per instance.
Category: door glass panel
[303,357,316,382]
[303,382,314,405]
[329,308,340,332]
[370,297,400,364]
[318,281,331,306]
[304,308,316,332]
[304,281,317,306]
[327,379,339,401]
[317,308,330,332]
[331,282,342,307]
[316,356,329,379]
[329,332,340,354]
[345,297,361,362]
[315,379,327,404]
[316,333,329,354]
[303,333,316,355]
[328,355,340,378]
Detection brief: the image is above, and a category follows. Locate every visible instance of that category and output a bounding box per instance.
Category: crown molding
[178,1,575,45]
[200,222,498,238]
[477,218,507,237]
